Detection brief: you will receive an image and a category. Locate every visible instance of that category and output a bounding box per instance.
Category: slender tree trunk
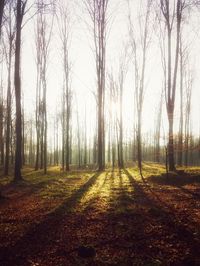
[0,0,5,37]
[177,43,183,166]
[112,141,115,169]
[155,92,162,162]
[40,110,44,169]
[168,111,175,171]
[62,105,65,170]
[98,87,103,170]
[43,80,47,174]
[84,110,87,166]
[137,112,142,172]
[29,120,33,165]
[119,83,124,169]
[35,79,40,170]
[160,0,184,171]
[35,17,41,171]
[65,100,70,171]
[85,0,108,171]
[77,110,81,168]
[4,43,12,175]
[0,98,4,166]
[14,0,26,181]
[0,0,5,198]
[22,103,25,166]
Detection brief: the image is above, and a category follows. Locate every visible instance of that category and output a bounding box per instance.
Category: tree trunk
[0,0,5,37]
[0,99,4,166]
[119,85,124,169]
[177,49,183,166]
[14,0,25,181]
[65,101,70,171]
[168,110,175,171]
[98,88,103,171]
[4,42,12,175]
[137,113,142,172]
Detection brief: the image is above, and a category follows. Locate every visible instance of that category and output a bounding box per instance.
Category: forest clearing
[0,163,200,265]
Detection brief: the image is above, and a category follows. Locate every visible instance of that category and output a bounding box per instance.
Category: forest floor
[0,163,200,266]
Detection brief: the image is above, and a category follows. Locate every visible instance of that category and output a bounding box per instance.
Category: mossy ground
[0,163,200,265]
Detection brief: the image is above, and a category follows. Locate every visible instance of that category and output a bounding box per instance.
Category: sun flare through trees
[0,0,200,175]
[1,1,200,264]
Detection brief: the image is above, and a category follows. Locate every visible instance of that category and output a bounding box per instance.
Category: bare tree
[84,0,109,171]
[0,72,4,167]
[34,3,42,171]
[184,66,193,166]
[154,90,163,162]
[117,49,128,169]
[57,0,72,171]
[160,0,186,171]
[4,1,15,175]
[0,0,7,174]
[14,0,27,181]
[128,0,152,175]
[34,0,54,174]
[0,0,5,37]
[177,34,186,166]
[107,72,118,168]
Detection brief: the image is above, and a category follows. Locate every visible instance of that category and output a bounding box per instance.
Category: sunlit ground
[0,163,200,265]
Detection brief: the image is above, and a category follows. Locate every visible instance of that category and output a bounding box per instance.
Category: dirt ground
[0,165,200,265]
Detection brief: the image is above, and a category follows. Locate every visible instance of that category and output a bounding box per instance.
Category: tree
[128,0,152,175]
[107,72,118,169]
[34,0,54,174]
[0,75,4,166]
[84,0,109,171]
[34,12,41,171]
[184,65,193,166]
[14,0,27,181]
[154,90,163,163]
[117,50,128,169]
[57,0,72,171]
[0,0,5,37]
[0,0,6,171]
[160,0,186,171]
[177,34,187,166]
[4,1,15,175]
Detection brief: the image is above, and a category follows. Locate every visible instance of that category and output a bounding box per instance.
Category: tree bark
[14,0,26,181]
[0,0,5,37]
[4,34,12,175]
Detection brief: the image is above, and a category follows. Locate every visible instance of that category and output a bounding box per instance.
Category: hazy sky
[18,0,200,146]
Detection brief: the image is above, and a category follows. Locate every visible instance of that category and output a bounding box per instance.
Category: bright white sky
[17,0,200,147]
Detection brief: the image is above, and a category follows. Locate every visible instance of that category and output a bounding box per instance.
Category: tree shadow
[116,169,136,210]
[1,169,200,265]
[124,168,165,207]
[0,176,67,201]
[119,169,200,264]
[0,172,101,266]
[147,172,200,199]
[77,169,160,265]
[148,172,200,187]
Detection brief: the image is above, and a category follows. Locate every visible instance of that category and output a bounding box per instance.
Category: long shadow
[148,172,200,186]
[123,169,200,263]
[177,185,200,199]
[78,169,153,265]
[117,169,135,211]
[0,177,66,202]
[99,171,109,191]
[147,172,200,199]
[0,172,101,266]
[124,169,159,206]
[1,169,64,192]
